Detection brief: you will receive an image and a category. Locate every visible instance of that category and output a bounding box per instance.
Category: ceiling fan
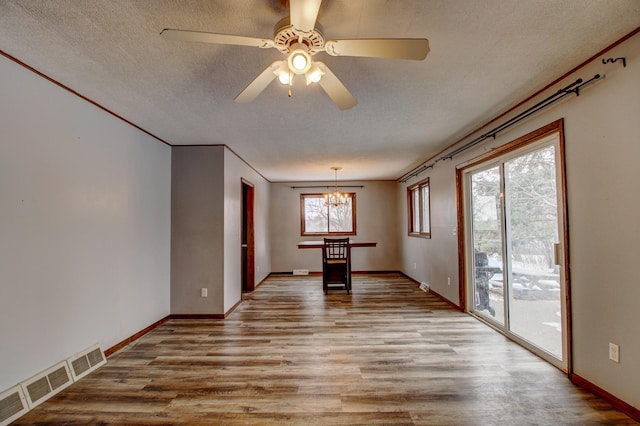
[161,0,429,110]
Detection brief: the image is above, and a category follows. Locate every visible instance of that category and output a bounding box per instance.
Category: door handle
[553,243,562,266]
[241,244,248,248]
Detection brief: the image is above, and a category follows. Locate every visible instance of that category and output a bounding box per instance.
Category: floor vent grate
[0,386,28,426]
[21,362,72,409]
[67,343,107,381]
[1,343,106,424]
[86,347,106,367]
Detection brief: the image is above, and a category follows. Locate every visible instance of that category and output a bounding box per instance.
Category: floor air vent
[0,343,106,424]
[0,386,28,426]
[21,361,72,409]
[67,344,106,381]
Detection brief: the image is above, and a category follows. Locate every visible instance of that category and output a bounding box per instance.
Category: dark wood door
[241,180,255,292]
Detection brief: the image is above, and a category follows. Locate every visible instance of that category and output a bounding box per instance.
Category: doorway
[241,179,255,292]
[458,120,570,371]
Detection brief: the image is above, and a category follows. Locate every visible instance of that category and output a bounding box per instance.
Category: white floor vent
[0,344,106,424]
[67,344,106,381]
[21,361,73,409]
[293,269,309,275]
[0,386,29,426]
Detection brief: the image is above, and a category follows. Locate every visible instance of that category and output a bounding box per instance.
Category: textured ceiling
[1,1,639,181]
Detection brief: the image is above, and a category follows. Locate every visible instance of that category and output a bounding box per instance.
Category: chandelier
[324,166,347,207]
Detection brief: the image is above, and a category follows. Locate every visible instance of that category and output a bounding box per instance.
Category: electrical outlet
[609,342,619,363]
[419,282,429,292]
[413,262,417,270]
[447,277,451,286]
[201,288,208,298]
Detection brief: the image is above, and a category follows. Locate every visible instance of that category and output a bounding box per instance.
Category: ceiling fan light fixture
[287,43,311,74]
[292,52,307,70]
[278,72,291,85]
[273,62,291,84]
[305,62,324,85]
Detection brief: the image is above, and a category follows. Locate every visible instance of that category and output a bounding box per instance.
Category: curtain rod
[290,185,365,189]
[399,73,602,183]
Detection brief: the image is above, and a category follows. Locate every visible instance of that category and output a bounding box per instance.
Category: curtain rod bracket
[602,57,626,68]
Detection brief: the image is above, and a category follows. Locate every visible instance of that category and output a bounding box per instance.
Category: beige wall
[269,180,400,273]
[399,32,640,409]
[399,165,460,302]
[223,148,271,311]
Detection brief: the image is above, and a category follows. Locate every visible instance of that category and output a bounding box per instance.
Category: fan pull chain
[288,70,293,97]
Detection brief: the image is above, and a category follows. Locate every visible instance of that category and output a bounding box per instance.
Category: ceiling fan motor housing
[273,16,325,55]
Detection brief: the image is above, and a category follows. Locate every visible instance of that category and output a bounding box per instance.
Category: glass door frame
[467,162,508,328]
[456,119,572,373]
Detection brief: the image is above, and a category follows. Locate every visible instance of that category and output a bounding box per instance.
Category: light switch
[201,288,208,298]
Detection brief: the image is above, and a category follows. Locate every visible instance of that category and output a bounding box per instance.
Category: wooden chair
[322,238,351,294]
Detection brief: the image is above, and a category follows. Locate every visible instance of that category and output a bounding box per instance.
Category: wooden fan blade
[316,63,357,110]
[234,62,282,104]
[290,0,322,33]
[161,29,274,48]
[325,38,429,60]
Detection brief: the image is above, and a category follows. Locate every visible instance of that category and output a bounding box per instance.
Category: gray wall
[171,146,225,314]
[270,180,400,272]
[171,146,271,315]
[0,54,171,391]
[400,33,640,408]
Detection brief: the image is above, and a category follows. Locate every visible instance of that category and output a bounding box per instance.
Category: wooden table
[297,240,377,249]
[298,240,377,291]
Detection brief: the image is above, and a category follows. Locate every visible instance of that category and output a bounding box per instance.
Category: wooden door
[241,179,255,292]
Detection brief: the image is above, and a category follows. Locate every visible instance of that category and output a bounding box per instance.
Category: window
[300,193,356,236]
[408,178,430,237]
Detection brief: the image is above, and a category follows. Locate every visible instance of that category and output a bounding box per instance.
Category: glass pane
[328,197,353,233]
[304,197,328,233]
[470,166,504,325]
[421,185,430,234]
[505,145,562,358]
[412,189,420,232]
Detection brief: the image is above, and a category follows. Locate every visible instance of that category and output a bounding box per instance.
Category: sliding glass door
[504,145,563,358]
[463,126,568,370]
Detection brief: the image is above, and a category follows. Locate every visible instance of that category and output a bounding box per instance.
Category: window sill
[408,233,431,239]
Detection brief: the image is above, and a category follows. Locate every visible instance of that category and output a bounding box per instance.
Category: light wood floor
[14,273,635,425]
